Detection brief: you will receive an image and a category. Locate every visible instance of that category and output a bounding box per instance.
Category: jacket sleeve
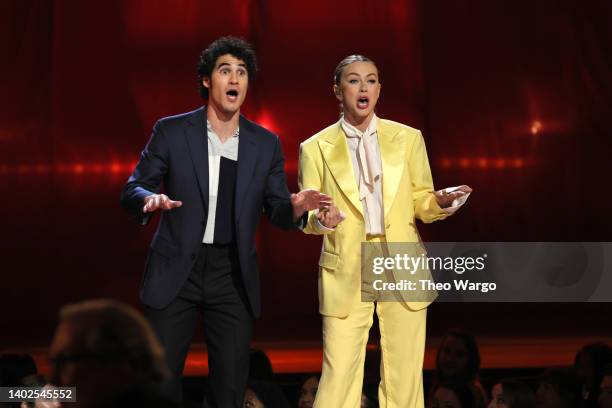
[262,136,300,230]
[120,120,169,225]
[409,131,450,224]
[298,142,333,235]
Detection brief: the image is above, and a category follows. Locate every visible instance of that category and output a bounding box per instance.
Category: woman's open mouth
[357,96,369,109]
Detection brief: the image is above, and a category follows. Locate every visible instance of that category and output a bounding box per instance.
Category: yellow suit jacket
[298,119,451,318]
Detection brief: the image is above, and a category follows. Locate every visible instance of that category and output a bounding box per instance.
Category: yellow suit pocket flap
[319,251,339,269]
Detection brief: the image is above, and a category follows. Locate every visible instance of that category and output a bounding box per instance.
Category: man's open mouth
[226,90,239,101]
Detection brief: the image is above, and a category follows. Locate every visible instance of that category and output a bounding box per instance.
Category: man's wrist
[293,206,305,219]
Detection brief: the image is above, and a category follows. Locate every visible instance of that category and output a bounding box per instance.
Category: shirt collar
[206,120,240,138]
[341,113,378,138]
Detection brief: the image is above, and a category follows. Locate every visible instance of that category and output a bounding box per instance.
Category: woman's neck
[343,111,374,132]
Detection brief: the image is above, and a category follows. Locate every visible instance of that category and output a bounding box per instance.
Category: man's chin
[221,104,241,116]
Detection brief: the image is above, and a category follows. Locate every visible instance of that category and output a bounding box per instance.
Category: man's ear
[202,76,211,89]
[333,84,342,102]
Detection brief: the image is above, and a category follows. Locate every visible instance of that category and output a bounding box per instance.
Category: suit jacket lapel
[235,115,257,221]
[318,122,364,218]
[184,106,209,214]
[378,120,405,218]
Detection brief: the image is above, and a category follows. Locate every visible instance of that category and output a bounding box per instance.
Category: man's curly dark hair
[197,36,258,100]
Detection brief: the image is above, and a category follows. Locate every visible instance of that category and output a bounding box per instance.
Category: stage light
[531,120,542,135]
[256,110,278,134]
[73,164,84,174]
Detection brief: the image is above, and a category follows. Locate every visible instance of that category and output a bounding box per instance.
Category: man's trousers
[146,243,253,408]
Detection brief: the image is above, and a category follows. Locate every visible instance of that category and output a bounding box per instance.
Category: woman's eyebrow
[345,72,377,77]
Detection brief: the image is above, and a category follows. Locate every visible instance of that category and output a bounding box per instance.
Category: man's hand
[317,205,346,229]
[434,185,473,208]
[143,194,183,213]
[291,188,332,220]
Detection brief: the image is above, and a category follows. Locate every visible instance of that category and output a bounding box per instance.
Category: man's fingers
[319,200,332,209]
[143,194,182,212]
[164,200,182,209]
[160,195,172,210]
[162,198,183,210]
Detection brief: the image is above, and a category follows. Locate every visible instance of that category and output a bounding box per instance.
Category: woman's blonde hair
[333,54,378,85]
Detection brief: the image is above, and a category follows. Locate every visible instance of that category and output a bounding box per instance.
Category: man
[48,299,174,408]
[120,36,329,407]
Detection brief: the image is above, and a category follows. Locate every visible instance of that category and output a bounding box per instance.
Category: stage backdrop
[1,0,611,349]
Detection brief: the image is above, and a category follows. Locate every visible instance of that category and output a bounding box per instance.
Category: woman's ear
[333,84,342,102]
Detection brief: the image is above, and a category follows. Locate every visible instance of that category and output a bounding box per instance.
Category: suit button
[191,253,196,260]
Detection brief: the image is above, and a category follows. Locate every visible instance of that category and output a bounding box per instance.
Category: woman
[429,329,488,407]
[298,55,472,408]
[574,342,612,407]
[297,375,319,408]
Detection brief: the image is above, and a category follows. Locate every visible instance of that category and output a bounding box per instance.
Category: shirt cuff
[315,216,335,232]
[440,186,471,214]
[295,211,308,229]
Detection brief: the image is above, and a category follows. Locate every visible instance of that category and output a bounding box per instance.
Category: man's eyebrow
[217,62,247,69]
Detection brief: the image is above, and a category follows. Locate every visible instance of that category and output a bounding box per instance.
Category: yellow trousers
[313,300,427,408]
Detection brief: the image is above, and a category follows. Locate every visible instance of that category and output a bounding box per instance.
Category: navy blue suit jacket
[121,106,298,318]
